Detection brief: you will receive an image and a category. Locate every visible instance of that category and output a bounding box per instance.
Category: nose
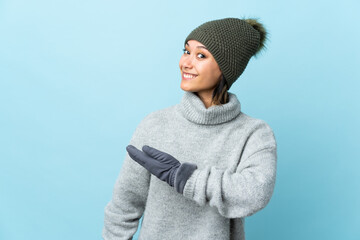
[181,54,193,69]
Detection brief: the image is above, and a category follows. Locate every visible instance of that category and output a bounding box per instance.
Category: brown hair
[211,74,229,105]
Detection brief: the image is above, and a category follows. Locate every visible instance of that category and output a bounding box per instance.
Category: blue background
[1,0,359,239]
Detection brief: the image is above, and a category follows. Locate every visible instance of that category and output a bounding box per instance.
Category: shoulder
[228,92,275,133]
[237,112,277,148]
[129,105,176,144]
[136,104,177,130]
[240,112,274,131]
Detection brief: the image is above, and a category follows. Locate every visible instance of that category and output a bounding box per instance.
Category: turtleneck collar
[177,91,241,125]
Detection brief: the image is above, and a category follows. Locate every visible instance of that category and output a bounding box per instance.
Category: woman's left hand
[126,145,197,193]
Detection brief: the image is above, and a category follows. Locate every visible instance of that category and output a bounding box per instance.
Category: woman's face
[179,40,222,96]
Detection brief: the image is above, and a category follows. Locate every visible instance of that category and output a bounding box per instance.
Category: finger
[126,145,166,175]
[142,145,168,160]
[143,145,180,165]
[126,145,151,166]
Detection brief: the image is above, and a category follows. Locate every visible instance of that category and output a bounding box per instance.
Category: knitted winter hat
[184,17,267,89]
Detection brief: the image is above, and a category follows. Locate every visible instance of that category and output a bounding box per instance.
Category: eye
[183,48,190,55]
[197,53,206,59]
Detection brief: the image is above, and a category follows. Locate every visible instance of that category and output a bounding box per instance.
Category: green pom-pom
[245,18,268,57]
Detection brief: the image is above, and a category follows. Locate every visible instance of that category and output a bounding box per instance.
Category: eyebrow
[186,42,208,50]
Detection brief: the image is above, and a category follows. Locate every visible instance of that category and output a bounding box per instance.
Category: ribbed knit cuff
[174,162,197,194]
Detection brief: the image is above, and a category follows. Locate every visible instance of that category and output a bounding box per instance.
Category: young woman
[103,17,277,240]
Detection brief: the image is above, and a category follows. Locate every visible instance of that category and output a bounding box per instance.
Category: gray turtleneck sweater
[103,91,277,240]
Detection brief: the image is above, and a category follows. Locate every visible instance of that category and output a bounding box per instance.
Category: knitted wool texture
[103,91,277,240]
[185,18,260,89]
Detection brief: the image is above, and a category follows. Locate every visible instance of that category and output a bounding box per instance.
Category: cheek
[213,69,222,80]
[202,63,221,80]
[209,63,221,79]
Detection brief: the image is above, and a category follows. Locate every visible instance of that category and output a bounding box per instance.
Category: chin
[180,83,192,92]
[181,87,190,92]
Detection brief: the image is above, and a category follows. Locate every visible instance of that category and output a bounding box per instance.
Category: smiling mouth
[183,73,198,80]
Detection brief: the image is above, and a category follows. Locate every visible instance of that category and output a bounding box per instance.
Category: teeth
[184,73,196,79]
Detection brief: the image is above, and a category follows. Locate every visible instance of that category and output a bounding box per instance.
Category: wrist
[174,162,198,194]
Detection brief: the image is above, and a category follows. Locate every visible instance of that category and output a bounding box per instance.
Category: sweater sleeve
[102,117,151,240]
[182,121,277,219]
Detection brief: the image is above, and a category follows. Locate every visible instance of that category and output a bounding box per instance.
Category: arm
[182,121,277,218]
[102,119,151,240]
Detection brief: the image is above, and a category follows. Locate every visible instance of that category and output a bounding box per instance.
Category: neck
[177,91,241,125]
[195,92,213,109]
